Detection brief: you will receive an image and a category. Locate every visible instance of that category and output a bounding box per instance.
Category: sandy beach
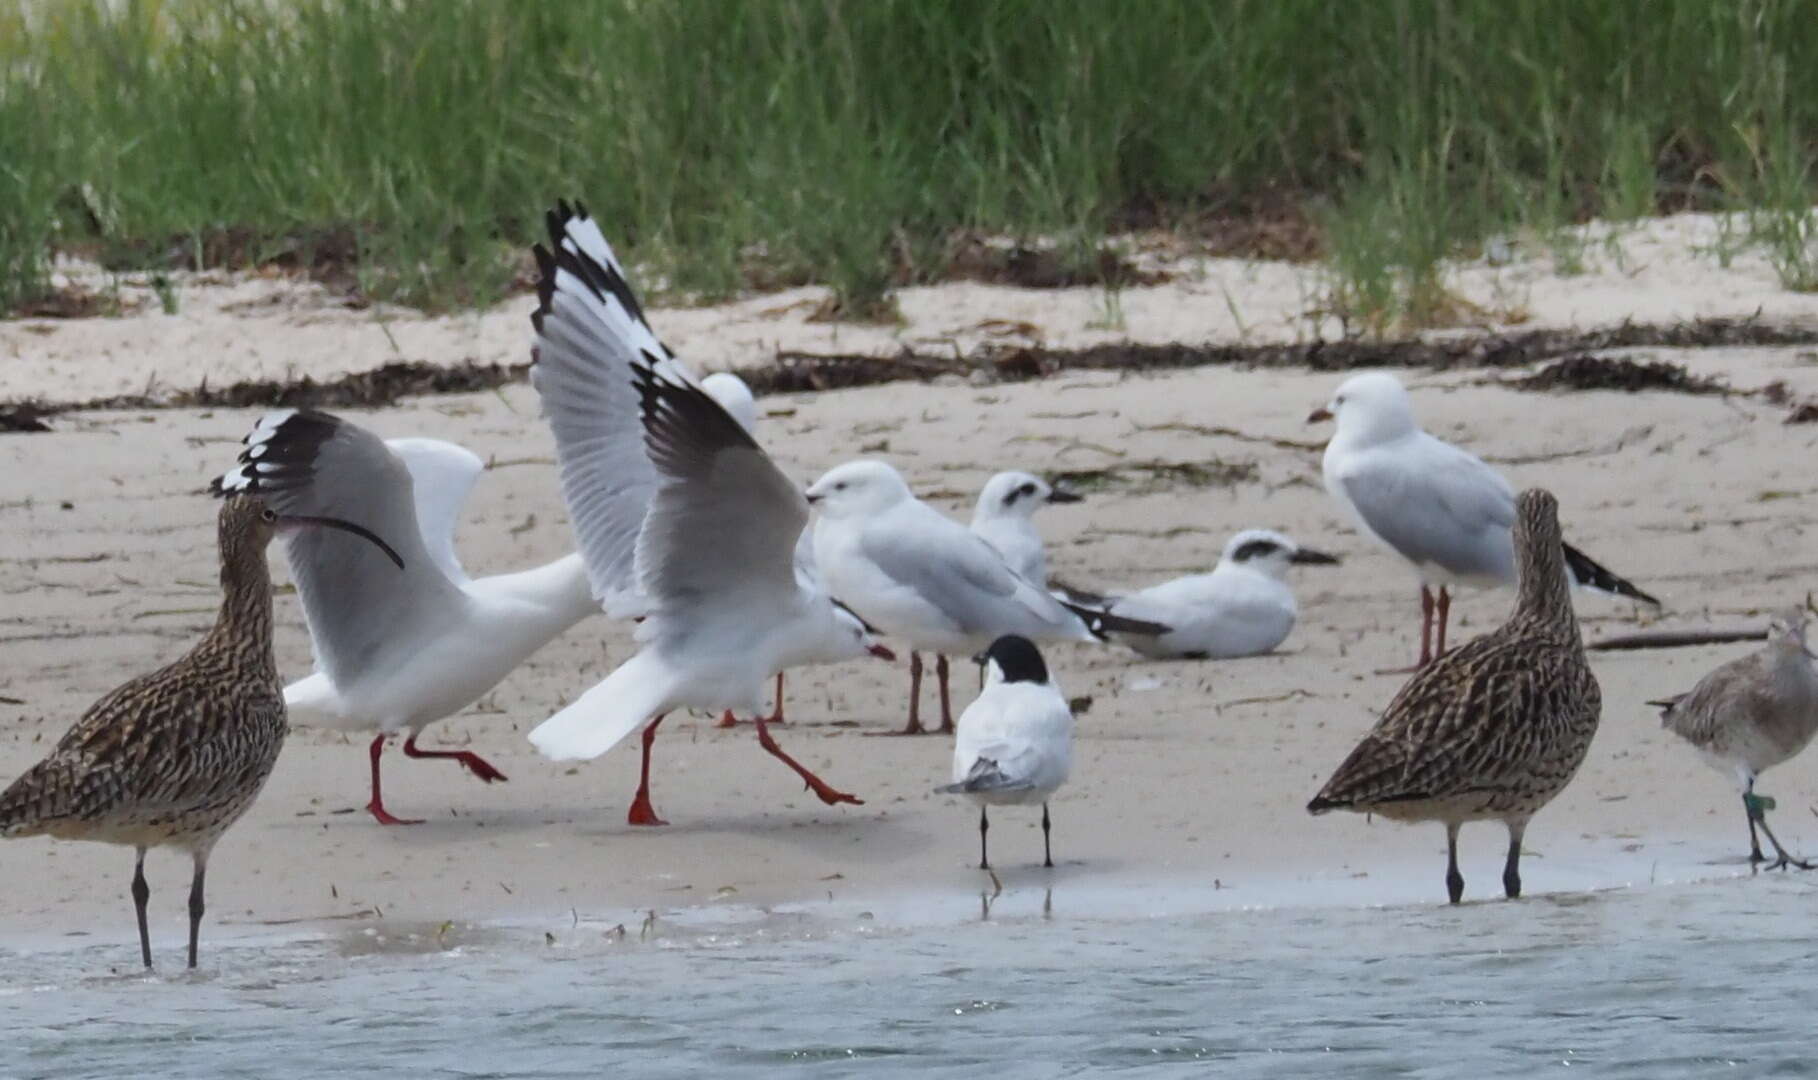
[6,214,1818,951]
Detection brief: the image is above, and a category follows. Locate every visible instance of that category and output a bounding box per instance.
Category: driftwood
[1587,627,1768,651]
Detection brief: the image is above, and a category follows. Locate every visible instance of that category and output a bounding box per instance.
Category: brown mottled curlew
[1307,488,1601,904]
[0,495,402,969]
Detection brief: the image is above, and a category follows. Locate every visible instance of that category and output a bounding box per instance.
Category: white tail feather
[527,653,672,761]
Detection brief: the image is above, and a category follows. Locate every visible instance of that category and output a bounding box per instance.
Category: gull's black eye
[834,482,847,491]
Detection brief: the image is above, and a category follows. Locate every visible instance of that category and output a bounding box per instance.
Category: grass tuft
[2,0,1817,321]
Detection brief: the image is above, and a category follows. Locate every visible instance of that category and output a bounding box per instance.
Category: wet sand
[5,214,1818,950]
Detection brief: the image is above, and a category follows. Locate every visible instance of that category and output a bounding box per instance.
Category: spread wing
[530,200,696,617]
[211,409,458,685]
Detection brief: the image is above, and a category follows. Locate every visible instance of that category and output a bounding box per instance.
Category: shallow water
[5,876,1817,1079]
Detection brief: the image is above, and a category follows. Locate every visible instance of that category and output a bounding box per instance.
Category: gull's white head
[1219,528,1341,579]
[701,372,758,435]
[1308,372,1418,444]
[830,599,899,663]
[805,459,913,519]
[972,471,1082,524]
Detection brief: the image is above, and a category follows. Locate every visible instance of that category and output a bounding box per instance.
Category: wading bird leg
[402,731,507,784]
[1042,802,1054,869]
[1746,791,1813,870]
[132,846,152,970]
[1502,820,1525,899]
[366,734,423,826]
[755,716,862,806]
[187,852,208,969]
[979,805,991,870]
[1446,821,1465,904]
[627,715,668,826]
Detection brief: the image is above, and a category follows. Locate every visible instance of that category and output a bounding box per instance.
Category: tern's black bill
[1289,547,1341,565]
[1045,489,1084,504]
[279,514,406,570]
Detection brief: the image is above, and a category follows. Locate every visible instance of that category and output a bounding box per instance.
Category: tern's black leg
[131,847,152,969]
[978,805,990,870]
[1041,803,1053,869]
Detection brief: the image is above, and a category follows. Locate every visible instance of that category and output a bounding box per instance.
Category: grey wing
[384,437,485,586]
[860,515,1078,637]
[1338,437,1516,580]
[531,202,695,617]
[632,361,807,613]
[212,410,461,686]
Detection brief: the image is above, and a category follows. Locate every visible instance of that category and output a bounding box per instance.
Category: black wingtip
[1062,600,1170,640]
[1562,542,1660,606]
[212,409,341,499]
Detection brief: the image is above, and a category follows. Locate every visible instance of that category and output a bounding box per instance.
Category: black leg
[1746,792,1814,871]
[131,847,152,970]
[187,856,207,969]
[1435,586,1452,659]
[978,805,991,870]
[1445,823,1464,904]
[1744,786,1766,864]
[1502,823,1524,899]
[1041,802,1053,869]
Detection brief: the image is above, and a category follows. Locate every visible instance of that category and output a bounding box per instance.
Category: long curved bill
[277,514,406,570]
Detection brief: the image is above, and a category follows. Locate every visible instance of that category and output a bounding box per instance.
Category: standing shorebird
[809,459,1165,736]
[969,471,1081,588]
[0,495,403,968]
[211,410,599,825]
[937,635,1073,871]
[1651,605,1818,870]
[1307,488,1601,904]
[1309,372,1657,668]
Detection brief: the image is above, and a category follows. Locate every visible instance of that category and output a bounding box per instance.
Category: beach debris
[1512,354,1726,395]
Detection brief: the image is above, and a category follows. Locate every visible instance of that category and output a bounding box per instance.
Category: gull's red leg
[870,651,926,736]
[720,672,788,728]
[936,654,954,734]
[401,731,508,783]
[756,716,862,807]
[1435,586,1452,660]
[762,671,787,725]
[365,734,423,826]
[1373,586,1434,676]
[627,715,668,826]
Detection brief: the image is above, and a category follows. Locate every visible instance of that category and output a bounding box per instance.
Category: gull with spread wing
[528,201,891,825]
[212,411,597,825]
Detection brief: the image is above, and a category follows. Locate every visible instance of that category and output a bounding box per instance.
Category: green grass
[3,0,1818,323]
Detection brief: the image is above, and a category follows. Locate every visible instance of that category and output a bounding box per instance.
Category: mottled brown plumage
[1652,606,1818,869]
[1308,488,1601,904]
[0,495,396,969]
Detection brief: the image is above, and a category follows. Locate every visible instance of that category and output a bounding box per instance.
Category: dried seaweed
[1513,354,1726,394]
